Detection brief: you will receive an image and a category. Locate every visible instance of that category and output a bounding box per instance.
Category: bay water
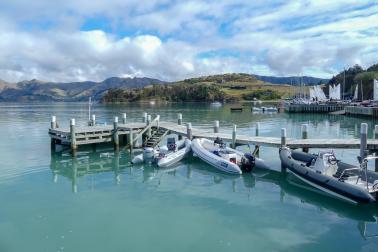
[1,102,378,252]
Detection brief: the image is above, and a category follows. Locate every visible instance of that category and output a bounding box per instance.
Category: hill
[101,73,297,103]
[0,77,165,102]
[254,75,328,85]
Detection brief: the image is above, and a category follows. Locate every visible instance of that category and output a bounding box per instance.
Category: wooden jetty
[285,103,345,113]
[49,113,378,168]
[345,106,378,118]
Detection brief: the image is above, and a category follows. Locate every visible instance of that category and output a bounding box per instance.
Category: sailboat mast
[361,80,363,101]
[343,68,346,100]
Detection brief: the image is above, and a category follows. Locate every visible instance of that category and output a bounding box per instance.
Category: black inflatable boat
[279,147,378,204]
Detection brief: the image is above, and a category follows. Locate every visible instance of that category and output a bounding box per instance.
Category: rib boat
[279,147,378,204]
[191,138,256,174]
[131,138,191,167]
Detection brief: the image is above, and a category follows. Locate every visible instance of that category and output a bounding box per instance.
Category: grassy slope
[175,73,295,101]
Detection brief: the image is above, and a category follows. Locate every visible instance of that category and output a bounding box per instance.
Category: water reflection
[50,150,129,192]
[50,148,378,240]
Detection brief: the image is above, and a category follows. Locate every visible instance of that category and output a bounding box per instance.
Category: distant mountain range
[0,74,328,102]
[0,77,165,102]
[254,75,329,85]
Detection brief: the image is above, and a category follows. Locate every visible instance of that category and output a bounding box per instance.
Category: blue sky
[0,0,377,82]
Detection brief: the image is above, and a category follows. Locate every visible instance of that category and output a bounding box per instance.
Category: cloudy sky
[0,0,377,82]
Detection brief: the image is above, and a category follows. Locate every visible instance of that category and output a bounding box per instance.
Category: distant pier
[284,103,345,113]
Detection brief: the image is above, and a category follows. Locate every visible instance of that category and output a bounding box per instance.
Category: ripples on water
[0,102,378,252]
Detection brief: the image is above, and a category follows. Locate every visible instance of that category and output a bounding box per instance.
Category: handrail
[132,116,159,144]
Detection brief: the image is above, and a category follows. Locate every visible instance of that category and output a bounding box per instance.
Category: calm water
[1,102,378,252]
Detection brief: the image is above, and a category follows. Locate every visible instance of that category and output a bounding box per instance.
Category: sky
[0,0,377,83]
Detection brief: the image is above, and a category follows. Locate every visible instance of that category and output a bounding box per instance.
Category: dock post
[122,113,127,145]
[113,116,119,152]
[255,122,260,136]
[143,112,147,123]
[147,114,152,137]
[302,124,309,153]
[122,113,127,124]
[70,119,77,156]
[50,116,57,151]
[157,115,160,129]
[281,128,287,146]
[231,124,237,149]
[214,120,219,133]
[178,113,182,125]
[186,123,192,140]
[91,114,96,126]
[375,125,378,172]
[51,115,57,129]
[129,128,134,152]
[359,123,368,163]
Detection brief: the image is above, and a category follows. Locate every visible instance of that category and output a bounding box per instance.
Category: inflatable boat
[279,147,378,204]
[131,138,191,167]
[191,138,256,174]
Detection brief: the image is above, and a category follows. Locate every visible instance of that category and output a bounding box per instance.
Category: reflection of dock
[50,151,127,192]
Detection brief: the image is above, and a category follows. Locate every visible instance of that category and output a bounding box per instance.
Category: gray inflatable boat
[279,147,378,204]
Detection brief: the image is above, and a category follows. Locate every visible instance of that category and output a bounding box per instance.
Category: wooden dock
[285,103,345,113]
[345,106,378,118]
[49,113,378,158]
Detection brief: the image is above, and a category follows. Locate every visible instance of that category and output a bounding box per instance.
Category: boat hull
[279,147,376,204]
[157,139,192,167]
[192,138,242,174]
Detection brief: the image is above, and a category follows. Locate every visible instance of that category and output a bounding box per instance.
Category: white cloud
[0,0,377,82]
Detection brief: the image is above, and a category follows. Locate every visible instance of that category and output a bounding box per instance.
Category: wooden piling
[51,115,57,129]
[302,124,309,153]
[147,114,152,137]
[375,125,378,172]
[255,122,260,136]
[50,116,57,151]
[122,113,127,144]
[129,127,134,152]
[143,112,147,123]
[91,114,96,126]
[359,123,367,162]
[157,115,160,129]
[214,120,219,133]
[113,116,119,151]
[186,123,192,140]
[122,113,127,124]
[178,113,182,125]
[70,119,77,156]
[281,128,287,146]
[231,124,236,149]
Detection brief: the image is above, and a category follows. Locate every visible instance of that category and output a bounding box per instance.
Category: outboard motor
[241,153,255,172]
[143,147,155,163]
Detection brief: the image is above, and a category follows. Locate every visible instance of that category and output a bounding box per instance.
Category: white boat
[210,101,222,108]
[252,107,262,112]
[191,138,255,174]
[157,139,191,167]
[131,138,191,167]
[266,107,278,112]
